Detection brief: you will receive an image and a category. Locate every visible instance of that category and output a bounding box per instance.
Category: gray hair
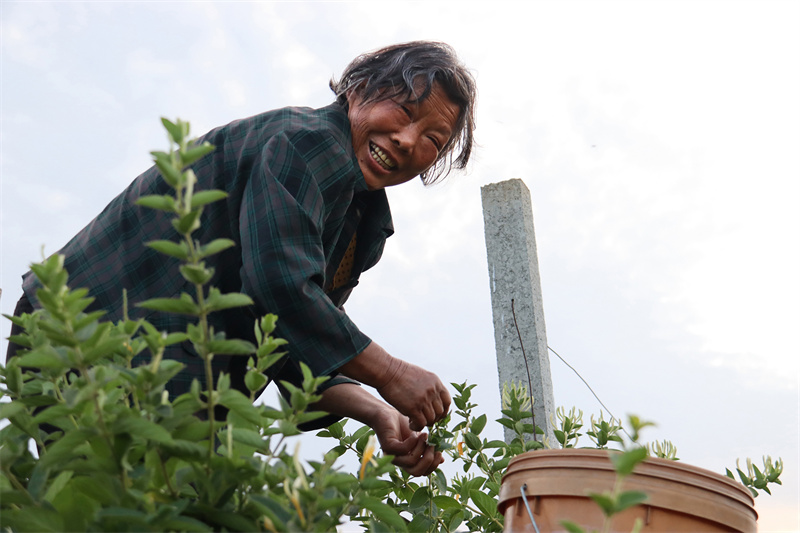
[330,41,477,184]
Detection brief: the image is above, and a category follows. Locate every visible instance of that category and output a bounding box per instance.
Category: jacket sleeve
[237,131,372,379]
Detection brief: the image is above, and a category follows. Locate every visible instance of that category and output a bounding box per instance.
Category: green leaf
[43,470,74,503]
[146,239,189,259]
[180,264,214,285]
[32,404,73,425]
[136,194,177,212]
[198,238,236,258]
[83,336,130,365]
[161,439,207,459]
[0,401,27,420]
[471,414,487,435]
[588,492,616,516]
[244,370,268,392]
[163,332,190,346]
[73,310,106,333]
[15,348,67,369]
[38,428,96,469]
[161,117,184,143]
[616,490,649,512]
[560,520,587,533]
[408,514,433,532]
[218,389,262,425]
[358,496,408,532]
[497,418,515,430]
[736,468,751,486]
[229,427,267,450]
[190,189,227,209]
[464,432,481,451]
[27,464,50,501]
[207,338,256,355]
[198,508,259,532]
[409,486,431,509]
[153,153,184,187]
[205,291,254,312]
[611,447,648,477]
[3,358,23,394]
[172,209,202,235]
[158,516,213,532]
[453,396,467,410]
[469,489,499,518]
[433,495,462,511]
[0,507,64,532]
[0,490,32,507]
[328,421,345,439]
[113,416,174,444]
[137,295,199,315]
[181,142,216,167]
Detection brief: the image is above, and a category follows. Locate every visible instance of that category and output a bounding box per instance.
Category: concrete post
[481,179,556,445]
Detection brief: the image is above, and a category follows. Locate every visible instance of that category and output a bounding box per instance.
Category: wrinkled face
[347,82,460,191]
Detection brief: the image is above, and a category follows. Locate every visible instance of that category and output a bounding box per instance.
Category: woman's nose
[391,126,418,152]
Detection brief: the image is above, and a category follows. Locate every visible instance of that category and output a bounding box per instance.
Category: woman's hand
[371,406,444,477]
[339,342,451,431]
[375,358,451,431]
[313,383,444,477]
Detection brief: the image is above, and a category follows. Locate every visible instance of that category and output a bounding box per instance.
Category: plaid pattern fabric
[21,103,394,398]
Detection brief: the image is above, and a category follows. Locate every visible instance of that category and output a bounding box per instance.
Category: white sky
[2,1,798,530]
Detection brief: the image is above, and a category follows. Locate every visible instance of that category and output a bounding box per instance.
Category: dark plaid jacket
[22,103,394,405]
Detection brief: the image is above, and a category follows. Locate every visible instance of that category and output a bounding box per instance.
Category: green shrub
[0,118,781,532]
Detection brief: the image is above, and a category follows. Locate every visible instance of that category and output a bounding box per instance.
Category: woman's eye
[397,103,412,118]
[428,136,442,150]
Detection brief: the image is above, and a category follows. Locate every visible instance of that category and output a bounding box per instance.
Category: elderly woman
[8,41,477,476]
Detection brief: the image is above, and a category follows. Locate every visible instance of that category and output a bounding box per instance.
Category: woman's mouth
[369,142,396,171]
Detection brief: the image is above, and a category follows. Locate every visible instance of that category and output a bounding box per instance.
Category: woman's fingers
[391,434,444,476]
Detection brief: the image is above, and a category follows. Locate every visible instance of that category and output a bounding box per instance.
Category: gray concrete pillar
[481,179,556,445]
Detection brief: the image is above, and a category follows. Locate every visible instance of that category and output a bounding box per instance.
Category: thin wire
[547,344,633,441]
[511,299,538,442]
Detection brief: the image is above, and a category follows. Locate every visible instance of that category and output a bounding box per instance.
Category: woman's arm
[338,341,451,432]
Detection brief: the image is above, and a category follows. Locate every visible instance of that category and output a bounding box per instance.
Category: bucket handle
[520,483,541,533]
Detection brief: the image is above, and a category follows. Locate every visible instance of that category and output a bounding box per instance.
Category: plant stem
[463,502,504,530]
[157,449,178,498]
[79,364,127,488]
[264,435,286,465]
[50,376,79,430]
[181,227,217,464]
[1,467,38,506]
[600,475,625,533]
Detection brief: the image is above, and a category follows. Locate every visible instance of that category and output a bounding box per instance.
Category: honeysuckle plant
[0,118,404,532]
[0,116,783,533]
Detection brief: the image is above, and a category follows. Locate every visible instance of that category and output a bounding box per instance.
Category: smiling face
[347,82,461,191]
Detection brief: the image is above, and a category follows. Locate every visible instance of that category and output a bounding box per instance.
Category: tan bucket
[497,449,757,532]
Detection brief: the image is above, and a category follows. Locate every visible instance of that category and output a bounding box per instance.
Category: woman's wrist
[339,341,401,389]
[314,382,390,426]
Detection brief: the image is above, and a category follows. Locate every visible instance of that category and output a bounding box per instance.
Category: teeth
[370,142,396,170]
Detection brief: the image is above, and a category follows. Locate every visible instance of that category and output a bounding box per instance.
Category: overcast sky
[2,1,798,530]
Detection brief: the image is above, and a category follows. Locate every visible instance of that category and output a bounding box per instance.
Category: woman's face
[347,83,460,191]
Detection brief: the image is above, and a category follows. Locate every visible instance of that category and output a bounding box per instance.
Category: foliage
[0,118,400,532]
[727,456,784,498]
[0,117,784,533]
[318,381,541,532]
